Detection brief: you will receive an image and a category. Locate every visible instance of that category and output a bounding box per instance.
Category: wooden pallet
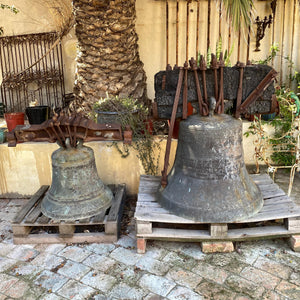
[135,174,300,253]
[12,184,126,244]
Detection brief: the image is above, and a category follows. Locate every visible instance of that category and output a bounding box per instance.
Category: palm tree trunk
[71,0,147,112]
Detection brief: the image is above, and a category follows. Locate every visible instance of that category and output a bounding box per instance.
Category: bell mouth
[157,167,263,223]
[41,186,112,221]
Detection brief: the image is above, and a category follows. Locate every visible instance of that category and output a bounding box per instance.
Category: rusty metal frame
[0,32,65,113]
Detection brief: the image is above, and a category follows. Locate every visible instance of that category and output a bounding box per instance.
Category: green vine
[245,88,300,166]
[92,94,161,176]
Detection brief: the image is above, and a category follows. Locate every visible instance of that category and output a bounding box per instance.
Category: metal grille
[0,32,65,113]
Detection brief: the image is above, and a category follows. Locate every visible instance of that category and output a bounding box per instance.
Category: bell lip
[157,190,264,223]
[41,199,112,221]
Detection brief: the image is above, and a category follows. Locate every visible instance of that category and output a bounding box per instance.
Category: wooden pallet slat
[92,210,107,223]
[106,184,126,236]
[13,185,49,224]
[24,202,43,224]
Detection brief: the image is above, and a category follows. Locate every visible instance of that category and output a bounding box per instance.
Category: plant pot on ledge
[92,95,160,176]
[25,105,50,125]
[4,112,25,132]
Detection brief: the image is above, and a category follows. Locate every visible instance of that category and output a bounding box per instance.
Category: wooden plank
[242,210,300,223]
[105,221,117,235]
[12,226,32,236]
[263,195,292,205]
[79,218,90,224]
[210,224,228,237]
[107,184,126,222]
[24,202,42,224]
[261,189,286,199]
[251,173,274,183]
[137,226,300,242]
[106,184,126,236]
[13,185,49,224]
[258,202,300,213]
[136,221,152,234]
[13,232,117,245]
[136,202,161,208]
[285,217,300,231]
[92,210,107,223]
[59,224,75,237]
[37,214,50,224]
[138,193,157,202]
[135,211,196,224]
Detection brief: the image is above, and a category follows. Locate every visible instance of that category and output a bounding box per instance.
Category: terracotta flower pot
[4,112,25,132]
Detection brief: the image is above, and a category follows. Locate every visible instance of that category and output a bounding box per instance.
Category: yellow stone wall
[0,122,263,197]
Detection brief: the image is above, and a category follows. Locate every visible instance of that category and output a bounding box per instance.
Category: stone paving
[0,169,299,299]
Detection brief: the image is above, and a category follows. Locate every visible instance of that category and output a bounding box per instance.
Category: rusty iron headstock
[6,112,130,147]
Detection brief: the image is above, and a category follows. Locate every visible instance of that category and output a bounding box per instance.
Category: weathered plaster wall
[0,138,177,197]
[0,121,263,198]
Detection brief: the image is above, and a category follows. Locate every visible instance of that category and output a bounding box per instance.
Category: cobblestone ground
[0,169,299,299]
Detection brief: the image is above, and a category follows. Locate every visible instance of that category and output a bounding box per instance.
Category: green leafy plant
[245,88,300,167]
[92,94,161,176]
[254,44,299,92]
[197,37,234,67]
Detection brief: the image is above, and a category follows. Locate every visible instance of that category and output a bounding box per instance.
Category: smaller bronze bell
[41,140,112,220]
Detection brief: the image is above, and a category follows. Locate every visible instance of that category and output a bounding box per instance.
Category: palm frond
[222,0,254,32]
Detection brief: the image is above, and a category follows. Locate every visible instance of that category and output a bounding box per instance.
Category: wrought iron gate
[0,32,65,113]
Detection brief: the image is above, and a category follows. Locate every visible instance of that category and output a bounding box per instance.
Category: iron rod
[18,38,27,105]
[14,39,23,109]
[0,42,7,111]
[51,36,58,107]
[161,68,184,187]
[196,0,199,59]
[280,0,286,85]
[289,0,296,87]
[218,1,222,38]
[207,0,211,51]
[166,0,169,66]
[237,28,241,62]
[186,0,190,62]
[56,39,65,103]
[43,38,51,106]
[176,0,179,65]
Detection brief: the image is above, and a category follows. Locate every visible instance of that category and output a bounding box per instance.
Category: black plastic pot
[25,106,50,125]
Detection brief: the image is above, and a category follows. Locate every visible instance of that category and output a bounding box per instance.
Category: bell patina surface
[41,141,113,220]
[157,113,263,223]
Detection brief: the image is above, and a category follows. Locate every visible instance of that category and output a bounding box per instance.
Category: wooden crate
[135,174,300,253]
[12,184,126,244]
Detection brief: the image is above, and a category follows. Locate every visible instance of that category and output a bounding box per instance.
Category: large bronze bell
[157,113,263,222]
[41,140,113,220]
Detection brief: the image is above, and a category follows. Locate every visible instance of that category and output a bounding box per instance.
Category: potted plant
[25,100,50,125]
[92,94,160,176]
